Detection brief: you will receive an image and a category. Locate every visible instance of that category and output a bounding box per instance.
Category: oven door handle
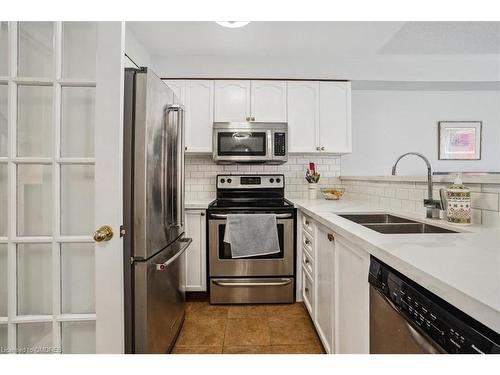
[212,279,292,287]
[210,213,293,219]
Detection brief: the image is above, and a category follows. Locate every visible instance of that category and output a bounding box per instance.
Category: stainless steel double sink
[338,213,458,234]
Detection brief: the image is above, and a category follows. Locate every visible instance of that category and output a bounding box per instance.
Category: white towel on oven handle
[223,213,281,259]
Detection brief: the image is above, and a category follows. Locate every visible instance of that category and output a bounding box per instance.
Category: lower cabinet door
[314,225,335,354]
[184,210,207,291]
[334,237,370,353]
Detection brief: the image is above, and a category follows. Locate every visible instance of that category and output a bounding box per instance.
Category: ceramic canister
[446,174,471,224]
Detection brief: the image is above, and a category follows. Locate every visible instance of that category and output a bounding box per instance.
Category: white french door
[0,21,125,354]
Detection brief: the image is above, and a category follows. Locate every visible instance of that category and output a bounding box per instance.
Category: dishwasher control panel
[369,257,500,354]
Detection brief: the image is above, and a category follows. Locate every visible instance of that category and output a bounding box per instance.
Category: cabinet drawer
[302,229,314,257]
[302,266,314,316]
[302,215,315,235]
[302,248,314,276]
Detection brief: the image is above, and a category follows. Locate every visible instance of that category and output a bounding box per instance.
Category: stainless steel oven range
[207,174,296,304]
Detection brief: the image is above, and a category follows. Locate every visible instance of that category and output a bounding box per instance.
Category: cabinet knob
[246,116,250,121]
[316,146,320,151]
[201,212,205,216]
[305,259,310,264]
[305,287,309,293]
[305,239,310,245]
[305,221,309,226]
[251,116,255,121]
[327,233,334,242]
[321,146,325,151]
[185,146,188,151]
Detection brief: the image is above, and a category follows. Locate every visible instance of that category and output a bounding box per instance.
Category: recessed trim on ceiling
[215,21,250,28]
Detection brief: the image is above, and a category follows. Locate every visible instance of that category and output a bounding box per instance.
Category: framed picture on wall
[438,121,482,160]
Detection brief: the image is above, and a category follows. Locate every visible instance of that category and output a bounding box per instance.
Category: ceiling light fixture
[215,21,250,28]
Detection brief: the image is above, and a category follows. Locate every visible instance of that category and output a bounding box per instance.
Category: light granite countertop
[185,199,214,209]
[292,198,500,334]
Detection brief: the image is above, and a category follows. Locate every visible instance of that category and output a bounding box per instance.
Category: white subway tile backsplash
[470,192,499,211]
[481,210,500,227]
[185,153,342,201]
[341,177,500,225]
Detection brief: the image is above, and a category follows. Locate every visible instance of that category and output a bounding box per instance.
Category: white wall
[341,89,500,176]
[125,25,151,68]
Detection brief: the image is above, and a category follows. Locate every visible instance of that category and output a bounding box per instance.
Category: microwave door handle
[267,130,272,159]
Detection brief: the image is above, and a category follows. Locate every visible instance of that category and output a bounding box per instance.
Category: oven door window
[217,132,267,156]
[217,223,285,259]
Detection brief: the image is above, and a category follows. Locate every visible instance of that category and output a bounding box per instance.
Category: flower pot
[308,183,318,199]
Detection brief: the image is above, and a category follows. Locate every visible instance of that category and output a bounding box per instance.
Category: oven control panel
[217,174,284,189]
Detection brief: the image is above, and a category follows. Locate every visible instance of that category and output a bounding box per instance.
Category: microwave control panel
[274,133,286,156]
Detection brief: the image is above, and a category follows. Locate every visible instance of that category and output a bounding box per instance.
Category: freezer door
[133,69,181,259]
[134,236,191,353]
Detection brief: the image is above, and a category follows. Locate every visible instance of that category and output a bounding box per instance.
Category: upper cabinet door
[287,81,319,153]
[214,80,251,122]
[184,80,214,153]
[163,80,185,105]
[250,80,287,122]
[319,82,352,153]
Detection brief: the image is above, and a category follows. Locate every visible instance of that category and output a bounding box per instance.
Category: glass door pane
[0,244,7,316]
[62,22,97,80]
[60,165,94,236]
[0,324,7,353]
[61,87,95,157]
[0,22,7,76]
[17,164,52,236]
[61,243,95,314]
[0,84,7,157]
[17,243,52,315]
[17,22,54,78]
[17,322,53,354]
[0,164,6,236]
[61,321,95,353]
[17,85,53,157]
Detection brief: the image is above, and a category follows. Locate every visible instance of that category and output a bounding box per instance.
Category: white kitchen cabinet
[163,79,185,104]
[164,80,214,153]
[334,237,370,353]
[319,81,351,153]
[287,81,351,154]
[214,80,286,122]
[287,81,319,153]
[184,81,214,153]
[250,81,287,122]
[214,80,251,122]
[314,224,336,354]
[184,209,207,292]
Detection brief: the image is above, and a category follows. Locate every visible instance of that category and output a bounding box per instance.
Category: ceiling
[127,21,500,81]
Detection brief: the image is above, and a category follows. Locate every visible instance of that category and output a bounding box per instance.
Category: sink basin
[338,213,458,234]
[363,223,458,234]
[338,213,417,224]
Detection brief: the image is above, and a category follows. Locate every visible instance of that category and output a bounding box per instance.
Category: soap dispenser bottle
[446,173,471,224]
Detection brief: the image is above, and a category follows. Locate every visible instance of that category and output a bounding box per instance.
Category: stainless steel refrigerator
[123,67,191,354]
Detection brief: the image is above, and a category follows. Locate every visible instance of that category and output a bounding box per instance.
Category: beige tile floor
[172,302,325,354]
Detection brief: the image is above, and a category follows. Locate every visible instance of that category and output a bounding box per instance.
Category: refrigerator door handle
[155,238,192,271]
[166,104,185,229]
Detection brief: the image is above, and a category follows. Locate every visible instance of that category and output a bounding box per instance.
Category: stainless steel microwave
[212,122,288,164]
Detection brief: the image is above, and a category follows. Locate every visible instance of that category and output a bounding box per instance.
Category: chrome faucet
[391,152,443,219]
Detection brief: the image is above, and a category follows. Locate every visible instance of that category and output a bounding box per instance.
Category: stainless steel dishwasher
[368,257,500,354]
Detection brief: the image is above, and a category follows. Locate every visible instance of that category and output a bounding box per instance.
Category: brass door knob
[94,225,114,242]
